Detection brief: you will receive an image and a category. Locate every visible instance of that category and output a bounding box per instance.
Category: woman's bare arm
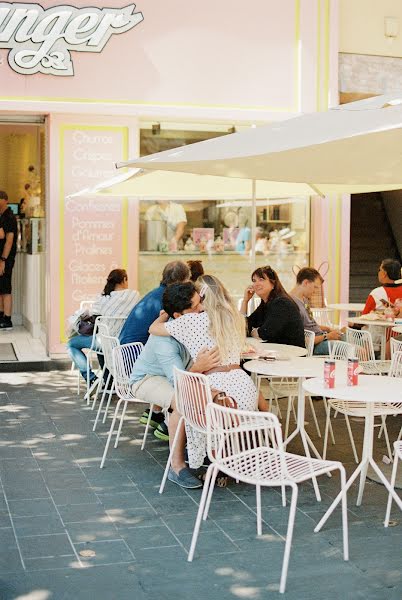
[149,310,170,336]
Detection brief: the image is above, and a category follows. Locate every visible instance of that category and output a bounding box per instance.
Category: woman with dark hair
[187,259,204,282]
[241,265,305,347]
[67,268,140,384]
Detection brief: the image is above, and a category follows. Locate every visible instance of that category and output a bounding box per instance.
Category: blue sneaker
[168,467,202,489]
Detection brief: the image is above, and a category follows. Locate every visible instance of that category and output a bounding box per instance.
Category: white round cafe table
[392,325,402,335]
[303,375,402,531]
[328,303,365,313]
[246,337,307,358]
[348,316,395,361]
[244,356,347,501]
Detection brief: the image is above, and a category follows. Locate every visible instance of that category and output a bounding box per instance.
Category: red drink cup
[347,358,359,386]
[324,360,335,389]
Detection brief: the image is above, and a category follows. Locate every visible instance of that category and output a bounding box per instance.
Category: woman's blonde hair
[198,274,246,362]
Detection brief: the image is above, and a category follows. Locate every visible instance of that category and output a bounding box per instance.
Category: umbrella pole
[251,179,256,268]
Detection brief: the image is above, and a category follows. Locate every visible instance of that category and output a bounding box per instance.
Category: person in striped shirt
[67,269,140,384]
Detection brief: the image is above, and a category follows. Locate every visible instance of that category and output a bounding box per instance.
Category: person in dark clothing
[187,259,204,282]
[0,191,18,330]
[240,265,305,348]
[119,260,190,345]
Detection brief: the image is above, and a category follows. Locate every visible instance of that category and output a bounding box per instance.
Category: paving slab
[0,370,400,600]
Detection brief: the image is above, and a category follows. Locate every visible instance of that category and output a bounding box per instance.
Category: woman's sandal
[196,468,229,488]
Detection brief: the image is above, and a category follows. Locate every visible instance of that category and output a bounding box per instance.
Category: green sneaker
[139,409,165,429]
[153,422,169,442]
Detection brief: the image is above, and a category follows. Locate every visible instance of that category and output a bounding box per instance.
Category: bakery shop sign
[0,2,143,75]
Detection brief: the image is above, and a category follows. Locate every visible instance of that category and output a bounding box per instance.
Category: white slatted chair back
[345,327,375,362]
[112,343,144,399]
[329,341,356,361]
[304,330,315,357]
[206,403,287,479]
[391,337,402,357]
[311,308,336,329]
[173,367,214,434]
[79,300,95,311]
[389,351,402,378]
[96,315,126,339]
[237,296,261,316]
[98,328,120,377]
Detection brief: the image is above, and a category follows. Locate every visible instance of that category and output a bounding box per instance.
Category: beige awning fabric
[68,168,318,200]
[69,166,402,200]
[114,94,402,193]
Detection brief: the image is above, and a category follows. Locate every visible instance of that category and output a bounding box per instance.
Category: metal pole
[251,179,257,268]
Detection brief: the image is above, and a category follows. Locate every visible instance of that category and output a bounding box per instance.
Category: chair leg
[100,398,124,468]
[114,401,128,448]
[202,465,220,521]
[102,381,115,424]
[339,466,349,561]
[141,403,155,451]
[93,373,111,431]
[279,483,298,594]
[308,396,321,438]
[344,415,359,464]
[91,369,105,410]
[188,464,215,562]
[159,414,183,494]
[284,396,293,440]
[323,404,331,460]
[256,484,262,535]
[397,425,402,442]
[380,416,392,461]
[384,451,399,527]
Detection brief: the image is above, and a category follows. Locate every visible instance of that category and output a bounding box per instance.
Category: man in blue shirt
[120,260,190,345]
[130,281,219,489]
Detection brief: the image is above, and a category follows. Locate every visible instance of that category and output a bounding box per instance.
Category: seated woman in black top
[241,265,305,348]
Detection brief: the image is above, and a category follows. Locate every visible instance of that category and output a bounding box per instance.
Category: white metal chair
[272,330,321,441]
[346,327,390,375]
[92,327,120,431]
[322,352,402,467]
[323,341,359,463]
[237,296,261,316]
[384,440,402,527]
[187,403,349,594]
[390,336,402,357]
[311,307,337,330]
[85,315,127,405]
[159,367,213,494]
[71,299,95,396]
[100,342,147,468]
[304,329,315,356]
[388,351,402,443]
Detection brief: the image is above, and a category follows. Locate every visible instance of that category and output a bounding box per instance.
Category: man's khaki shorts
[131,375,173,409]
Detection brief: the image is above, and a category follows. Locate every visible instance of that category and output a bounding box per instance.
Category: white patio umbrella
[115,94,402,190]
[68,167,317,200]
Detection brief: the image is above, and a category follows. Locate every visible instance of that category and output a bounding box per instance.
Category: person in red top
[362,259,402,314]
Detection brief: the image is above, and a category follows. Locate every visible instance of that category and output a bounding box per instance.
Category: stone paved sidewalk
[0,371,401,600]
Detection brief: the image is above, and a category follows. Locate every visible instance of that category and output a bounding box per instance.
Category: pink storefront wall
[0,0,346,354]
[47,114,139,354]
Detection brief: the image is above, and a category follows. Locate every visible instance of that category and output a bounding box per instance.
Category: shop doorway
[0,118,47,361]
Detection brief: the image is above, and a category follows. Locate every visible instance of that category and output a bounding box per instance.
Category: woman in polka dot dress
[149,274,257,469]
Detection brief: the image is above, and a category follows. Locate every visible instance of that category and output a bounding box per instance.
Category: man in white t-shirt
[145,201,187,250]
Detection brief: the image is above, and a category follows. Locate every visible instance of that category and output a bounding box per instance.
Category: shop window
[138,126,310,297]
